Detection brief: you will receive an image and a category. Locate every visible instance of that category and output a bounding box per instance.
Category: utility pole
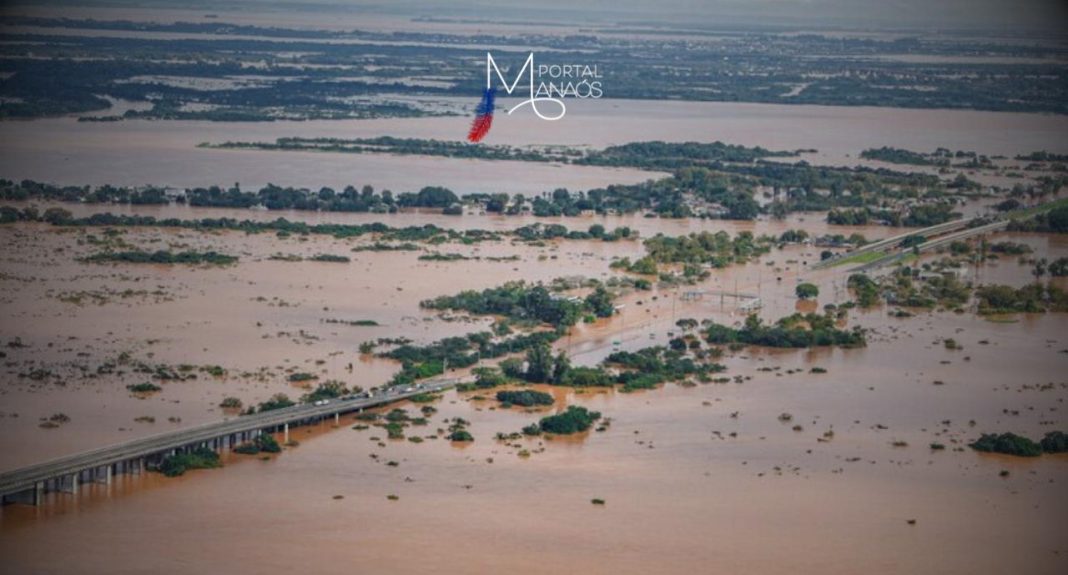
[671,286,678,326]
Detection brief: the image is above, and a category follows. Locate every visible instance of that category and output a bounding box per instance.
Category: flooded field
[0,197,1066,573]
[0,114,659,193]
[1,6,1067,571]
[0,377,1065,575]
[2,99,1067,192]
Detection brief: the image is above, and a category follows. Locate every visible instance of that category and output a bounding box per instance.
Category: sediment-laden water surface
[0,197,1065,573]
[1,14,1067,570]
[2,99,1067,191]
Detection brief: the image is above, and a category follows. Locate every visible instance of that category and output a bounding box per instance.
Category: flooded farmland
[0,199,1065,574]
[1,3,1067,574]
[2,99,1068,192]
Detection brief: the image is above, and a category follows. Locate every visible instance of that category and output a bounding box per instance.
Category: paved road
[0,379,456,498]
[813,218,974,270]
[854,219,1010,272]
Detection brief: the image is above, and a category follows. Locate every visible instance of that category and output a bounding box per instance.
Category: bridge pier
[0,481,44,506]
[90,465,111,484]
[61,473,78,494]
[1,384,456,509]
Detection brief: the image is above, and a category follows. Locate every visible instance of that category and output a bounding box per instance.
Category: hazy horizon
[4,0,1068,33]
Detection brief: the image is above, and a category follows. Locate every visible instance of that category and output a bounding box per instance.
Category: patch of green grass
[1008,196,1068,220]
[830,249,888,267]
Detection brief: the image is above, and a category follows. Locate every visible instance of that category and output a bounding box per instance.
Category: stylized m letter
[486,52,534,94]
[485,52,565,121]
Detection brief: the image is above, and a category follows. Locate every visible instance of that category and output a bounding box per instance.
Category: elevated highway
[0,379,456,506]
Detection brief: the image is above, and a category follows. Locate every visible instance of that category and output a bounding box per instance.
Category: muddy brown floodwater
[0,196,1066,574]
[2,97,1067,192]
[1,46,1067,570]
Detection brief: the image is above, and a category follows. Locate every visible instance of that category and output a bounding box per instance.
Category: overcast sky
[12,0,1068,32]
[420,0,1068,31]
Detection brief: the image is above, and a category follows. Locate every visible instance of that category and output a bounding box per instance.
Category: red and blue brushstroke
[467,87,496,143]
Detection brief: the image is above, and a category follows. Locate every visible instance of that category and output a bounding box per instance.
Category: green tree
[795,283,819,300]
[584,286,615,318]
[257,393,295,412]
[970,433,1042,457]
[42,207,73,225]
[301,380,350,403]
[675,318,699,331]
[525,343,554,383]
[538,406,601,434]
[551,351,571,384]
[499,358,525,379]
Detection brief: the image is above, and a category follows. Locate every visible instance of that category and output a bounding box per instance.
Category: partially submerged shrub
[969,432,1042,457]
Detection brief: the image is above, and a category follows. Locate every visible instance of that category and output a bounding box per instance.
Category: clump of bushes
[705,312,865,348]
[383,422,405,439]
[287,372,318,383]
[447,417,473,441]
[127,382,162,393]
[301,380,349,403]
[1039,431,1068,453]
[496,390,554,407]
[538,406,601,435]
[233,434,282,455]
[219,397,242,409]
[975,284,1068,314]
[309,254,350,263]
[158,447,221,477]
[38,413,71,429]
[847,274,879,308]
[84,250,237,265]
[448,429,474,441]
[969,432,1042,457]
[253,393,296,413]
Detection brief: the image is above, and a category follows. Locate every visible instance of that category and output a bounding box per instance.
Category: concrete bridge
[814,198,1066,273]
[853,219,1010,272]
[0,379,456,506]
[812,217,974,270]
